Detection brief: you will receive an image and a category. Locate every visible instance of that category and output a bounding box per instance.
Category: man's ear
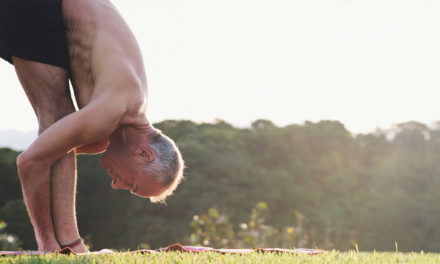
[136,148,155,162]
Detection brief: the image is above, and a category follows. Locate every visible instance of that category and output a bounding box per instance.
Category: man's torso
[62,0,147,114]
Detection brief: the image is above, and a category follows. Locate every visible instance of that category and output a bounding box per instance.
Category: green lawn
[1,251,440,264]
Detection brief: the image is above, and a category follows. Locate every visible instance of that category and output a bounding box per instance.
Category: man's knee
[12,56,75,130]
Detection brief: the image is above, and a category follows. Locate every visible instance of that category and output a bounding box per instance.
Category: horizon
[0,117,438,150]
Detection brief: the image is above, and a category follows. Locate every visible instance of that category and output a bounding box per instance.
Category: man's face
[99,127,165,198]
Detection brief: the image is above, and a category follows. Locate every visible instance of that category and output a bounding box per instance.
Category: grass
[1,251,440,264]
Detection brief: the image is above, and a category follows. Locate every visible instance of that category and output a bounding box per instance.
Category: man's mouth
[108,168,119,187]
[131,184,138,193]
[111,175,128,188]
[108,169,132,190]
[112,178,118,186]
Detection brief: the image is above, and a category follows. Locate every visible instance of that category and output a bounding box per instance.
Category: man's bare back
[63,0,147,117]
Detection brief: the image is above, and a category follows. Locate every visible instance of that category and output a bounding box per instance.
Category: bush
[189,208,236,248]
[0,220,21,250]
[189,202,296,248]
[237,202,279,248]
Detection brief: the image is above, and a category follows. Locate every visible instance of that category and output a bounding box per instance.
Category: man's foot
[70,241,89,254]
[60,238,89,253]
[39,242,61,253]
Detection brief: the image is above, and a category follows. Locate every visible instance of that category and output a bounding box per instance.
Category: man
[0,0,184,253]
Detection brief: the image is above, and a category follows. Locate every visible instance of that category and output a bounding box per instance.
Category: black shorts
[0,0,70,70]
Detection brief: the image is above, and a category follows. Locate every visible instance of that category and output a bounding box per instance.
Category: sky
[1,0,440,139]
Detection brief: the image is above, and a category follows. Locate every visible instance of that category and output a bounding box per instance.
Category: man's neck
[121,122,156,136]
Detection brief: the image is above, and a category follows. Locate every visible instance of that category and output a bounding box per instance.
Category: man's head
[100,125,184,203]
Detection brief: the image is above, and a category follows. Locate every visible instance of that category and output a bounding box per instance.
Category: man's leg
[13,57,86,252]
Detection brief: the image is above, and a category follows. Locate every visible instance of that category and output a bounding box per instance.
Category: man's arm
[17,95,122,248]
[19,95,122,167]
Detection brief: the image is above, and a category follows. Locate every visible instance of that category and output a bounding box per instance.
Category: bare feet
[60,237,89,253]
[39,241,61,253]
[69,241,89,254]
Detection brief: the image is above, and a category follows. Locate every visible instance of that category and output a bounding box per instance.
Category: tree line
[1,119,440,252]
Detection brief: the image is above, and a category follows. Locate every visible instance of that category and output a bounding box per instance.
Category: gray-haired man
[0,0,184,253]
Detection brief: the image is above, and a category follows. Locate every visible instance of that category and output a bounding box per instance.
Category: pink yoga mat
[1,243,325,256]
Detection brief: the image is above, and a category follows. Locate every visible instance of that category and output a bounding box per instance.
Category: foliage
[0,220,21,250]
[189,202,316,249]
[237,202,279,248]
[189,208,236,248]
[189,202,280,248]
[0,200,34,249]
[2,119,440,252]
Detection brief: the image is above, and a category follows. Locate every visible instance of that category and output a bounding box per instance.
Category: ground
[1,251,440,263]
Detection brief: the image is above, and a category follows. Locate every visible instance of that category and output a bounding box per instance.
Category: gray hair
[144,130,184,203]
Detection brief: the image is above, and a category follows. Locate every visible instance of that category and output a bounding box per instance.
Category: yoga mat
[1,243,324,256]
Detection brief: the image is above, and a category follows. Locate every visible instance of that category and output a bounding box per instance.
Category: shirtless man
[0,0,184,253]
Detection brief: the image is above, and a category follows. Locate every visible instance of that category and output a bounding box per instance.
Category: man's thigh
[12,57,75,131]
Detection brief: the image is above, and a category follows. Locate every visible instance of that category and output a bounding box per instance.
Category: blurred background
[1,0,440,252]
